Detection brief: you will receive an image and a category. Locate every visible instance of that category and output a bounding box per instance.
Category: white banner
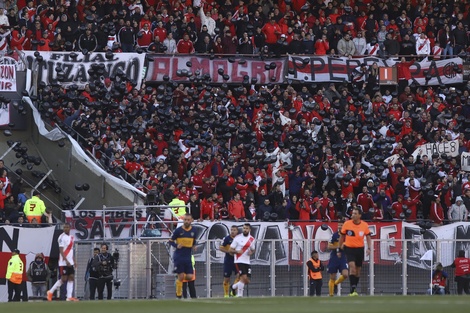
[23,96,147,199]
[287,55,463,85]
[0,226,55,302]
[411,139,459,161]
[0,64,16,92]
[146,55,285,84]
[170,221,290,265]
[462,152,470,172]
[64,210,148,240]
[403,222,470,269]
[0,103,9,126]
[23,51,146,90]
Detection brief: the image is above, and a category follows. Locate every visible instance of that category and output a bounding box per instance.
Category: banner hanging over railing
[146,55,285,84]
[23,51,146,90]
[286,55,463,85]
[64,209,148,240]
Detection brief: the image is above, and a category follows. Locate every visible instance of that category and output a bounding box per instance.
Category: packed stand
[14,0,470,226]
[2,0,470,58]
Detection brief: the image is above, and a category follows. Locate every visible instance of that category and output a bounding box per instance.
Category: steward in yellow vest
[6,249,24,301]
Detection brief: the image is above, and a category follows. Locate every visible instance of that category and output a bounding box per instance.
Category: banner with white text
[23,51,146,90]
[287,55,463,85]
[0,226,55,302]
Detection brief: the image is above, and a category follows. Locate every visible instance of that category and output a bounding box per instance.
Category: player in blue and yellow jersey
[219,225,239,297]
[169,214,197,299]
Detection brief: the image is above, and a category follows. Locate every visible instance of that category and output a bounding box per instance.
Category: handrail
[40,118,151,196]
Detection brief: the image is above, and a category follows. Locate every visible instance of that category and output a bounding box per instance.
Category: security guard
[23,190,46,223]
[306,250,324,296]
[165,190,187,221]
[6,249,24,302]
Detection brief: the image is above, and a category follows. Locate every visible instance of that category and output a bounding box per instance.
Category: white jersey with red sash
[230,233,255,264]
[432,45,442,59]
[416,37,430,55]
[58,232,74,266]
[366,43,379,55]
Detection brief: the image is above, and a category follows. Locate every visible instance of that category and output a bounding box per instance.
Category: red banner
[288,221,402,265]
[146,55,285,84]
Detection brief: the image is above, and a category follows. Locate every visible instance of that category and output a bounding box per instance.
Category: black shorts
[235,263,252,277]
[59,266,75,276]
[343,246,365,267]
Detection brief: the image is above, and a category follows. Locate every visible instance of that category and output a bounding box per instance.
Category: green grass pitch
[2,296,469,313]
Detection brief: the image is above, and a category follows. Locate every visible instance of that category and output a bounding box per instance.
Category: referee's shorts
[343,246,365,267]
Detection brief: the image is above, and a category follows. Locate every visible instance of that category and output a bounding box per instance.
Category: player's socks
[328,279,335,296]
[234,277,240,285]
[176,280,183,298]
[232,282,239,290]
[335,275,345,285]
[223,281,230,297]
[50,280,63,293]
[66,281,74,299]
[237,281,245,297]
[356,276,360,285]
[349,275,357,293]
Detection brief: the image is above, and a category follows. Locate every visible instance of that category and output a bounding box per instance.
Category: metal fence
[74,239,466,299]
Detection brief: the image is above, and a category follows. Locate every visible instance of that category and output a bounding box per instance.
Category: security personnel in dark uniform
[85,248,100,300]
[94,244,115,300]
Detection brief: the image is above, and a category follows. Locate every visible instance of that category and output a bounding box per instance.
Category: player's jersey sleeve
[363,223,371,236]
[230,236,238,250]
[58,234,66,248]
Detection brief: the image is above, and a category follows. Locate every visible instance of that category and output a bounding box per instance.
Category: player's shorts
[327,256,348,274]
[173,258,194,275]
[59,266,75,276]
[223,259,238,278]
[343,246,365,267]
[235,263,252,277]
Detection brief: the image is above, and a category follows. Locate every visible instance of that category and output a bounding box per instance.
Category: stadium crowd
[5,0,470,225]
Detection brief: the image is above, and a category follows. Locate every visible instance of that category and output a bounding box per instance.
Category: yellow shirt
[23,196,46,219]
[6,254,24,284]
[169,198,186,219]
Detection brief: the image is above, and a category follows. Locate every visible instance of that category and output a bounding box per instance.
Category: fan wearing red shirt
[262,17,281,48]
[177,33,195,54]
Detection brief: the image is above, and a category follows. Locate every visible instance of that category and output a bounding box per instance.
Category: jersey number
[29,204,36,212]
[174,208,179,214]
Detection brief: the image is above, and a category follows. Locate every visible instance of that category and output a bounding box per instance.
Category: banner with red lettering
[145,55,285,84]
[0,226,55,302]
[64,210,148,240]
[288,221,403,265]
[0,64,16,92]
[287,55,463,86]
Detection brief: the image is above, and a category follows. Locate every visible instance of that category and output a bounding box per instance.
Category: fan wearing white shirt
[229,223,255,297]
